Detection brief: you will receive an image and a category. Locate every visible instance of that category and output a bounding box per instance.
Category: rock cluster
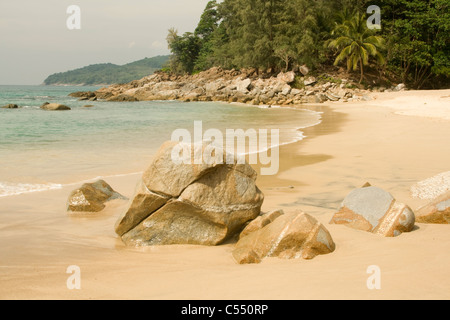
[71,67,378,106]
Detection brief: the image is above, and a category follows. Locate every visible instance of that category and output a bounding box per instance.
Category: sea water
[0,85,322,197]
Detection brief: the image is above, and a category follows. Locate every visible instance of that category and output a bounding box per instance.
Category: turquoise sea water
[0,85,321,197]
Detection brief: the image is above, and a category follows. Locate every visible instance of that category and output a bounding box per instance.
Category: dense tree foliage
[167,0,449,88]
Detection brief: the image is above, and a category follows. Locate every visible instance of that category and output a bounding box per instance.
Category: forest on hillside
[165,0,449,89]
[44,55,170,85]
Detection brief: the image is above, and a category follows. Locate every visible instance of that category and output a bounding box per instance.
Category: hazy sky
[0,0,210,85]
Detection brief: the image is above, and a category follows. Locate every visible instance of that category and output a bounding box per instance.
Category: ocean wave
[0,182,63,198]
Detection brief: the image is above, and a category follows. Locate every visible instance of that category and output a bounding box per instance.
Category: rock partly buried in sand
[40,103,71,111]
[239,209,284,240]
[330,185,415,237]
[116,141,264,246]
[67,180,126,213]
[1,104,19,109]
[416,191,450,224]
[233,210,335,264]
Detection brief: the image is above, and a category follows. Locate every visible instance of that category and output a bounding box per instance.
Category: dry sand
[0,89,449,300]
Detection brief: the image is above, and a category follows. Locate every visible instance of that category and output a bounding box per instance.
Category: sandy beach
[1,89,449,300]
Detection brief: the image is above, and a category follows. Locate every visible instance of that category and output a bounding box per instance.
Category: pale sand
[0,89,449,300]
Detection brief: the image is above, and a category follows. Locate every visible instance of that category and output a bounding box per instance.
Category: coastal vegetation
[44,55,170,86]
[165,0,449,89]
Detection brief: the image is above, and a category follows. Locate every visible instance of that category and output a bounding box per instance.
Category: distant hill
[43,55,170,85]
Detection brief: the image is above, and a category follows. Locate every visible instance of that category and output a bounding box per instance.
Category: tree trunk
[359,58,364,83]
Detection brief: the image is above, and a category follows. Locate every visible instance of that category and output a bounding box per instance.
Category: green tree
[328,12,386,83]
[166,28,201,74]
[382,0,449,88]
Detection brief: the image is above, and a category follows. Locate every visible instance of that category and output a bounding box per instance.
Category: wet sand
[0,90,449,300]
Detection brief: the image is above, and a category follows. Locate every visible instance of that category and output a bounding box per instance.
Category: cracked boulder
[233,210,335,264]
[330,185,415,237]
[115,141,264,246]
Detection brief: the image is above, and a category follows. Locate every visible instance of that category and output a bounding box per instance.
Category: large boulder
[416,191,450,224]
[115,141,264,246]
[330,185,415,237]
[40,103,71,111]
[67,180,126,213]
[233,210,335,264]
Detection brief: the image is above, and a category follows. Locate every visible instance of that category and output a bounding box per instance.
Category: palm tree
[328,12,385,83]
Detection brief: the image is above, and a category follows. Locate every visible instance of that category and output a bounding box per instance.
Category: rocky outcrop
[67,180,126,213]
[330,185,416,237]
[233,210,335,264]
[416,191,450,224]
[115,141,264,246]
[40,103,71,111]
[70,67,380,106]
[1,104,19,109]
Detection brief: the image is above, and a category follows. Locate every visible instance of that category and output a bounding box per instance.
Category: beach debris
[67,180,127,213]
[115,141,264,246]
[233,210,335,264]
[40,103,71,111]
[1,104,19,109]
[416,191,450,224]
[329,185,415,237]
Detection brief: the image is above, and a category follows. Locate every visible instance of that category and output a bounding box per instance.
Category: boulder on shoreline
[40,103,71,111]
[67,180,127,213]
[1,104,19,109]
[233,210,336,264]
[416,191,450,224]
[330,185,416,237]
[116,141,264,246]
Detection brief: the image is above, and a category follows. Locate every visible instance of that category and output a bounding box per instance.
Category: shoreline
[0,89,449,299]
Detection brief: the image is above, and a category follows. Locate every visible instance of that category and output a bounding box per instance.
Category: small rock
[67,180,127,213]
[40,103,71,111]
[299,65,309,76]
[304,77,317,86]
[1,104,19,109]
[394,83,406,92]
[277,71,295,84]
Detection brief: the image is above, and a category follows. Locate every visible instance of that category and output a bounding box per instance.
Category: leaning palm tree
[328,13,385,83]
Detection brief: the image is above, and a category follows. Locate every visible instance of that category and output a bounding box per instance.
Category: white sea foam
[0,182,63,198]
